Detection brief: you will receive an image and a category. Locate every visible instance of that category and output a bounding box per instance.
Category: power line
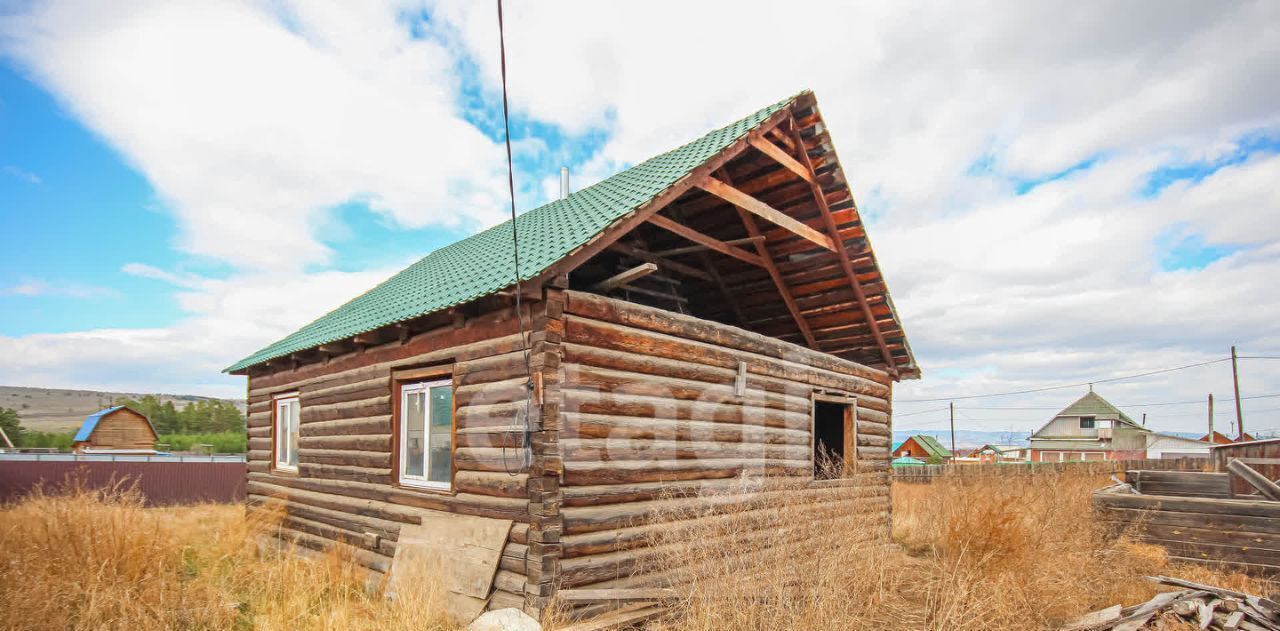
[896,357,1231,403]
[957,392,1280,411]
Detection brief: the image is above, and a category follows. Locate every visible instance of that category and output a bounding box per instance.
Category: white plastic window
[399,380,453,490]
[274,395,300,472]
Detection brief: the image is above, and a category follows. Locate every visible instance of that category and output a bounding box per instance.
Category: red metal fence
[0,455,245,506]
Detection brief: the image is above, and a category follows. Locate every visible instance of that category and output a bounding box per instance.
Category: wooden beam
[555,588,678,604]
[646,214,765,267]
[787,114,898,377]
[696,176,835,252]
[749,136,812,183]
[719,169,818,349]
[591,263,658,292]
[606,241,713,281]
[649,235,764,257]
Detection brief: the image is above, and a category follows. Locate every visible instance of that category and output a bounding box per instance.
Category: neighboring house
[894,434,952,462]
[72,406,158,454]
[1200,431,1257,444]
[968,444,1029,464]
[1029,391,1149,462]
[225,91,920,621]
[1145,432,1212,459]
[891,456,926,468]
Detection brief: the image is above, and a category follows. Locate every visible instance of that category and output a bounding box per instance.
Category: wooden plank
[556,604,669,631]
[591,263,658,292]
[1227,459,1280,501]
[786,115,898,376]
[646,214,765,267]
[696,176,835,252]
[389,513,512,622]
[555,588,677,604]
[748,136,812,183]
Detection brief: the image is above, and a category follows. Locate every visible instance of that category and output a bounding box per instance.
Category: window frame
[273,393,300,473]
[395,377,455,492]
[1079,416,1097,429]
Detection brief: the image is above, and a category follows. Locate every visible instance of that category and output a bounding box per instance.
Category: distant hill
[0,386,246,433]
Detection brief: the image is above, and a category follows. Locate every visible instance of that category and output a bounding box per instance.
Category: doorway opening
[813,400,851,479]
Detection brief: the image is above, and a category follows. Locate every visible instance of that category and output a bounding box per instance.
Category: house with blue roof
[72,405,158,454]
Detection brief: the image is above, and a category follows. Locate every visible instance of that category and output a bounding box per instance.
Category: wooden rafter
[650,235,764,257]
[786,114,898,376]
[718,169,818,349]
[591,263,658,292]
[696,176,835,252]
[646,214,765,267]
[748,136,812,183]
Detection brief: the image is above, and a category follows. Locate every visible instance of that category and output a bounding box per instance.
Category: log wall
[552,290,895,599]
[245,303,540,609]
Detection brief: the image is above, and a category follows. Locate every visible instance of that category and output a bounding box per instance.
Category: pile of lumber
[1065,576,1280,631]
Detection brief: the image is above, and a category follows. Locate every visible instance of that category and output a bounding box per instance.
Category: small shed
[894,434,951,462]
[72,406,158,454]
[891,456,926,468]
[1144,432,1211,460]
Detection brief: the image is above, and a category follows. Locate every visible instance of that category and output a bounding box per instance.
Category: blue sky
[1,1,1278,436]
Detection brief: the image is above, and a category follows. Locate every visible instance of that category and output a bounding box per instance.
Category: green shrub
[154,432,246,454]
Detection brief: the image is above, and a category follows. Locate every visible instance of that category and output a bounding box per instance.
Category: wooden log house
[226,91,920,620]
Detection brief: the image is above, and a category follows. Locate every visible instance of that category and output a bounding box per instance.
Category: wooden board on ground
[389,512,513,623]
[556,604,669,631]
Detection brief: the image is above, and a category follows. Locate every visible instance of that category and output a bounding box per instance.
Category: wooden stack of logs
[1064,577,1280,631]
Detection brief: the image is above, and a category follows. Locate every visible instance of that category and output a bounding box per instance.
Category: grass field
[0,474,1271,630]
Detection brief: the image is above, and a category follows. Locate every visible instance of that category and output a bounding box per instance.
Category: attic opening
[561,104,914,377]
[813,400,849,479]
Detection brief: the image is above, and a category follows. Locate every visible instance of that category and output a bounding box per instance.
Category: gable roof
[227,91,920,377]
[1054,391,1141,428]
[73,406,157,443]
[906,434,952,458]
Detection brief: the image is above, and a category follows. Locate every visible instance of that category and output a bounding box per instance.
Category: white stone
[468,608,541,631]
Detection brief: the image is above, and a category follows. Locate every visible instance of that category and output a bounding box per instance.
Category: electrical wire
[495,0,532,475]
[896,357,1231,403]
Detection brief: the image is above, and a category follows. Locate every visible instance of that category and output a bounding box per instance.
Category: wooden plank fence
[892,458,1208,483]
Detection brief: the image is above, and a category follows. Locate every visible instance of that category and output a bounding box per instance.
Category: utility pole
[949,401,956,456]
[1231,345,1244,439]
[1208,393,1214,442]
[1141,413,1147,426]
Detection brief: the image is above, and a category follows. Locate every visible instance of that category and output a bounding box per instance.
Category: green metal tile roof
[227,93,799,372]
[1056,391,1139,427]
[911,434,952,458]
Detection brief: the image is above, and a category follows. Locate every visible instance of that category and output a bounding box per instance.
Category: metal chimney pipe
[560,167,570,199]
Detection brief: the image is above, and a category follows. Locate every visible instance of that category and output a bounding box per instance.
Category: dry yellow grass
[0,473,1272,630]
[0,481,457,631]
[645,472,1274,631]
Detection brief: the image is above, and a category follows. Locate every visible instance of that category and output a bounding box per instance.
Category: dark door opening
[813,401,849,479]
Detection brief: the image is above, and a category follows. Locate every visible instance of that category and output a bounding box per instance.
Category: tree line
[0,396,245,452]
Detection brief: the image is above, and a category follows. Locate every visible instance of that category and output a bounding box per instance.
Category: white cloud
[2,0,510,272]
[1,278,118,299]
[1,0,1279,436]
[3,165,41,184]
